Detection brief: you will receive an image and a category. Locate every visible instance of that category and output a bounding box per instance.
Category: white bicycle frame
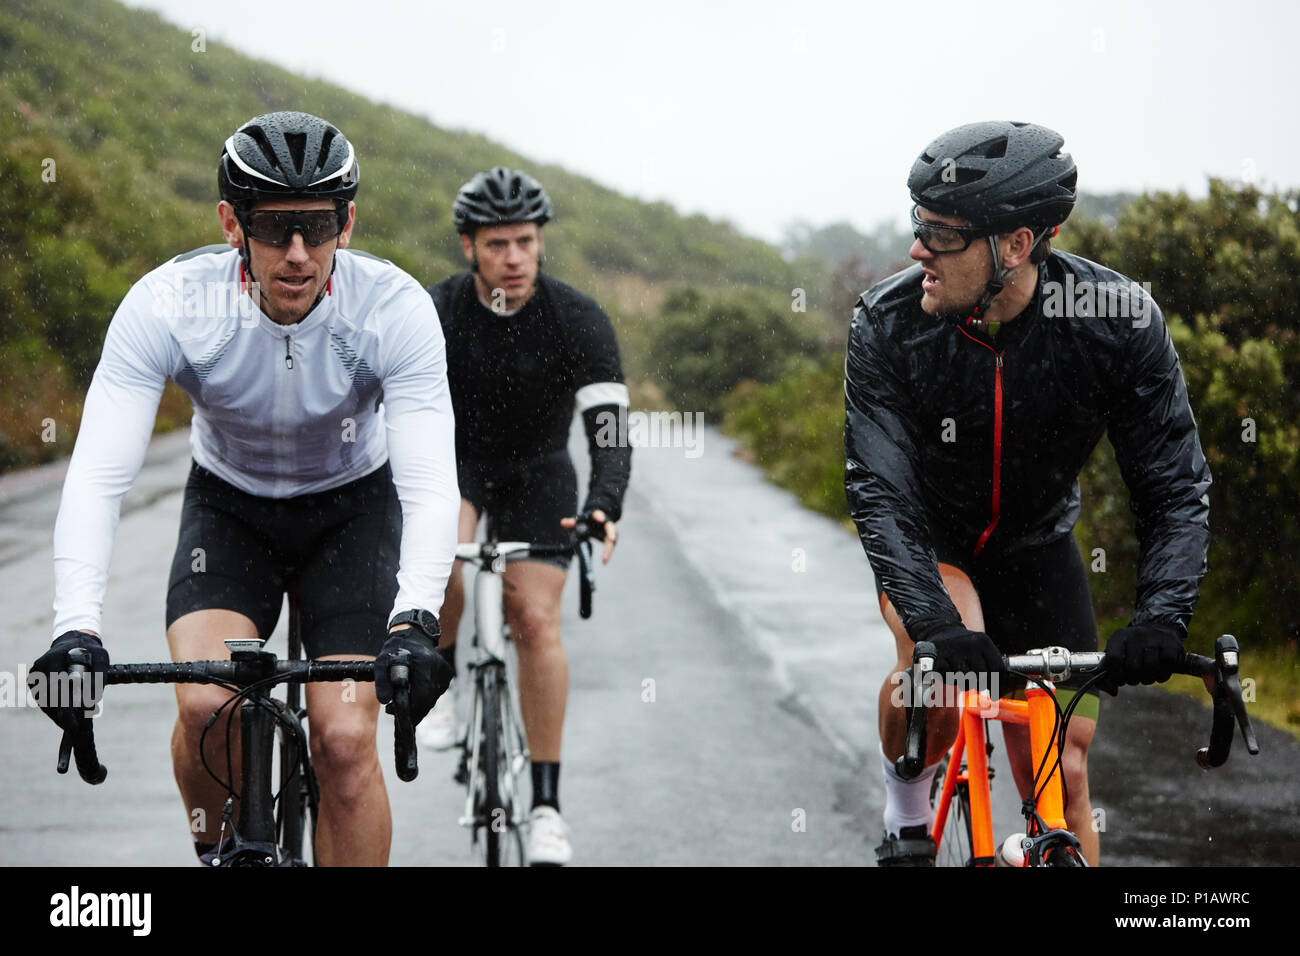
[456,542,532,833]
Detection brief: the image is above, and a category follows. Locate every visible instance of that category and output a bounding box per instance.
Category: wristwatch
[388,609,440,642]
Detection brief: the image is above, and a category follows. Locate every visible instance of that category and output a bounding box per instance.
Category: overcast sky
[124,0,1300,243]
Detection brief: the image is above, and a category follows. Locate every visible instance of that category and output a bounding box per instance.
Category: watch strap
[388,609,439,641]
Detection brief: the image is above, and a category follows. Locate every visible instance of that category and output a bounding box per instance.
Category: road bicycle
[895,635,1259,867]
[53,600,418,867]
[451,519,597,866]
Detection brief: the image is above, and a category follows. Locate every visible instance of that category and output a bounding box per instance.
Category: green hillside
[0,0,824,469]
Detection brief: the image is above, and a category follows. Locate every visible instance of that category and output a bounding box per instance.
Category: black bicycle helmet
[218,111,359,206]
[453,167,553,234]
[908,121,1076,232]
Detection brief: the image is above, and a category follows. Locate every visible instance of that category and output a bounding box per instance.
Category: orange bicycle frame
[931,682,1066,866]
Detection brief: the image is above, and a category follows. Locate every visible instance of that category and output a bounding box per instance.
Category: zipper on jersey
[956,327,1004,556]
[284,334,294,370]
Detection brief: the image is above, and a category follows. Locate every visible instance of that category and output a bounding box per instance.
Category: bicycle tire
[478,667,525,866]
[277,719,303,859]
[277,587,314,865]
[1042,839,1087,867]
[1046,849,1085,867]
[275,705,317,865]
[480,668,502,866]
[930,753,974,867]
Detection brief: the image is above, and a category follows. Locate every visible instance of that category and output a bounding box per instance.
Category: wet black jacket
[844,251,1211,639]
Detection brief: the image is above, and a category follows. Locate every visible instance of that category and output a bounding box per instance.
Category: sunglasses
[910,205,992,255]
[239,208,347,247]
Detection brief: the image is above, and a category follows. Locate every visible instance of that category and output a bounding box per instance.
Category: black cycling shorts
[166,461,401,658]
[457,450,578,569]
[877,526,1100,709]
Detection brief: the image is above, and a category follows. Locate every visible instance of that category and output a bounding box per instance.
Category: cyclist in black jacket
[426,167,631,865]
[845,122,1211,866]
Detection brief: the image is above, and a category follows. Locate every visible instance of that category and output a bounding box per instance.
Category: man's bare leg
[306,655,388,866]
[878,566,986,764]
[503,561,567,762]
[167,609,256,847]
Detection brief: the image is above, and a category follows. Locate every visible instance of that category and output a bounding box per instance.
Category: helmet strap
[962,234,1009,327]
[1027,224,1054,259]
[239,257,256,298]
[962,227,1055,330]
[234,207,258,288]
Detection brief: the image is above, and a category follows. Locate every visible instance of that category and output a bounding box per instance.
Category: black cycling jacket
[844,251,1211,639]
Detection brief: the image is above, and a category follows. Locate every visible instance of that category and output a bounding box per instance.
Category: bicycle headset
[907,120,1078,321]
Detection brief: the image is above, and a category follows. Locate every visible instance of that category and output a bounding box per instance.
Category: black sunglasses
[239,208,347,247]
[910,205,991,255]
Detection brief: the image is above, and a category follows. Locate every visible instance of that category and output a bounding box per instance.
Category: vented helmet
[218,111,359,206]
[453,167,553,234]
[908,121,1076,232]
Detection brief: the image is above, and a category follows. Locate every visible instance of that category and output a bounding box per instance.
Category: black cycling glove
[28,631,109,732]
[576,510,614,541]
[374,627,453,726]
[1098,623,1184,695]
[912,619,1005,683]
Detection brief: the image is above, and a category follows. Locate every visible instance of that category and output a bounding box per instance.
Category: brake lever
[896,641,936,780]
[1195,635,1260,768]
[569,519,598,620]
[57,728,74,775]
[387,649,419,782]
[57,653,109,785]
[577,538,595,619]
[1213,634,1259,758]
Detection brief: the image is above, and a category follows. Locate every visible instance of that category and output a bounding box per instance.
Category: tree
[648,286,823,418]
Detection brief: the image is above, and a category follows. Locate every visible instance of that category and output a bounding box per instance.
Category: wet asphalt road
[0,425,1294,866]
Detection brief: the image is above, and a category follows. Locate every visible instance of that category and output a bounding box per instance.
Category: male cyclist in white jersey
[28,112,459,866]
[425,168,632,865]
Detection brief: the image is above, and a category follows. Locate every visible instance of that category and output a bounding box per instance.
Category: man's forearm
[581,404,631,521]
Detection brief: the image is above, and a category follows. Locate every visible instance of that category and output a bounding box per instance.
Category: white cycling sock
[880,742,939,836]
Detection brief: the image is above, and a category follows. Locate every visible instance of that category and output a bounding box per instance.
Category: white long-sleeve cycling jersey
[51,245,459,638]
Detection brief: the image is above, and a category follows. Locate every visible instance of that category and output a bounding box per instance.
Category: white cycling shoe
[526,806,573,866]
[416,682,458,752]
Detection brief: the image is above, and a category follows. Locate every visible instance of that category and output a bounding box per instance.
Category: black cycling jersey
[428,272,631,522]
[844,250,1211,640]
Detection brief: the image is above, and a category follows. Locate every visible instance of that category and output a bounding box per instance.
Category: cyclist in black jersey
[426,167,631,865]
[844,122,1211,866]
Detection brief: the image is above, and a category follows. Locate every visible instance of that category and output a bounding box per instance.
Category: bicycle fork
[210,667,282,866]
[934,685,1080,867]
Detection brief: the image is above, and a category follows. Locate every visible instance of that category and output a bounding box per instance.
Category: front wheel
[1045,847,1086,867]
[1034,831,1089,867]
[476,667,524,867]
[929,753,974,867]
[275,702,316,865]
